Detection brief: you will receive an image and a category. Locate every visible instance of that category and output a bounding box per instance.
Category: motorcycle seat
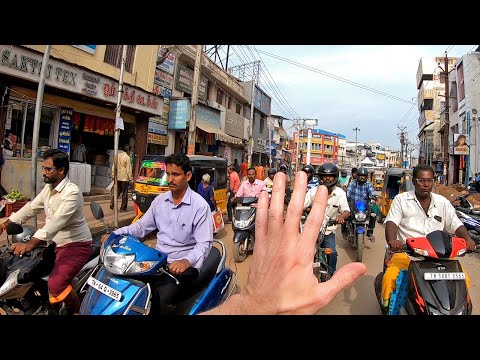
[196,246,221,289]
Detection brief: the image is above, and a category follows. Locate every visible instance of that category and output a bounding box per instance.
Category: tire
[233,242,248,263]
[356,232,364,262]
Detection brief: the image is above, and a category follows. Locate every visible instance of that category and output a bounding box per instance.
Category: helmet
[302,165,315,181]
[357,167,368,184]
[317,163,339,189]
[10,224,36,244]
[340,169,347,177]
[302,164,315,175]
[268,168,277,175]
[279,164,288,172]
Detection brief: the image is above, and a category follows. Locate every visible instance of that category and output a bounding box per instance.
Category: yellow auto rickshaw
[377,167,414,223]
[131,155,228,223]
[373,170,385,191]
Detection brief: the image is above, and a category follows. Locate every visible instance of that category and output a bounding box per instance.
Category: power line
[241,45,416,105]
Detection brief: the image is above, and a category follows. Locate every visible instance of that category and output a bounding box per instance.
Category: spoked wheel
[233,242,248,263]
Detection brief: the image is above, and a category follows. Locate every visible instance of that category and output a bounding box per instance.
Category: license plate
[313,262,321,268]
[236,206,250,210]
[87,276,122,301]
[424,272,466,280]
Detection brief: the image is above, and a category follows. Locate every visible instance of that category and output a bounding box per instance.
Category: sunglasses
[414,178,434,185]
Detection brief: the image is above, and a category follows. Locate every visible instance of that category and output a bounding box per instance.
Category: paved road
[214,215,480,315]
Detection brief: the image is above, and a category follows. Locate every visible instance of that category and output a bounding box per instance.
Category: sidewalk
[0,196,136,245]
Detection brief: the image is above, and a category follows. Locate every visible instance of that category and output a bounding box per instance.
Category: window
[457,62,465,101]
[259,116,265,133]
[235,103,241,114]
[3,99,57,158]
[104,45,136,73]
[216,89,224,105]
[228,97,232,110]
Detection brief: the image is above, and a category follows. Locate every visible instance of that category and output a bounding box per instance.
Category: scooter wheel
[233,242,248,263]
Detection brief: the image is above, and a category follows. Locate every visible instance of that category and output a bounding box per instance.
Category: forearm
[455,225,472,242]
[385,221,398,244]
[339,211,350,221]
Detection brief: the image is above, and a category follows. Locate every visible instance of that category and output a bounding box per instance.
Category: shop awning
[196,120,243,145]
[278,127,287,138]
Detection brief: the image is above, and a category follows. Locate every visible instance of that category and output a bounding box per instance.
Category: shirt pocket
[175,222,192,245]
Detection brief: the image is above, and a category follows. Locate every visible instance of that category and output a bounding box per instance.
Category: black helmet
[340,169,347,177]
[317,163,339,189]
[357,167,368,183]
[268,168,277,175]
[302,164,315,175]
[279,164,287,172]
[302,164,315,181]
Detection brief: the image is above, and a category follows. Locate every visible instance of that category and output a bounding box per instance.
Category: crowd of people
[0,148,476,315]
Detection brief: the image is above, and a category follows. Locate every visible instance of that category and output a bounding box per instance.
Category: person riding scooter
[346,166,377,242]
[302,164,318,190]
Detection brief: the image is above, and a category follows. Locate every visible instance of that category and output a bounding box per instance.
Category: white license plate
[424,272,466,280]
[236,206,250,210]
[313,262,321,268]
[87,276,122,301]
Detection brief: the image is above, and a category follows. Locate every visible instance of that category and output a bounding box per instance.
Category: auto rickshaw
[377,167,414,223]
[373,170,384,191]
[131,155,228,223]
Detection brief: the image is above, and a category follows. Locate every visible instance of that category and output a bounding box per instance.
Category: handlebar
[385,243,480,254]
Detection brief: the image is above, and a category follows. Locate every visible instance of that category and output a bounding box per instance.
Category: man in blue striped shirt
[346,167,377,241]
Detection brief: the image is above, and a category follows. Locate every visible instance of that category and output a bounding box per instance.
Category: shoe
[369,234,376,243]
[120,209,128,212]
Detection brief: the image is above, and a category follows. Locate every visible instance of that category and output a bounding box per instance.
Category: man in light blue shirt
[112,153,212,314]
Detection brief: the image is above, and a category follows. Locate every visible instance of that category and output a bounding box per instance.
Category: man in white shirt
[380,164,476,308]
[304,163,350,275]
[110,144,133,211]
[0,149,93,314]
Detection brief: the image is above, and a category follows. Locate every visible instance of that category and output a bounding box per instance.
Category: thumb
[314,262,367,302]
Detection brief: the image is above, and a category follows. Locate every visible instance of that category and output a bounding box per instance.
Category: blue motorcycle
[79,205,237,315]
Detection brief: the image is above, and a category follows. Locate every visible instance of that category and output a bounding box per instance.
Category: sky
[226,45,477,152]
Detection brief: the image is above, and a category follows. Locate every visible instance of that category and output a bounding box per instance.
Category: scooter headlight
[103,246,158,275]
[354,212,367,222]
[132,192,137,201]
[234,213,256,228]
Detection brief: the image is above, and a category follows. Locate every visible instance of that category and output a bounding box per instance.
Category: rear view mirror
[6,222,23,235]
[90,201,104,221]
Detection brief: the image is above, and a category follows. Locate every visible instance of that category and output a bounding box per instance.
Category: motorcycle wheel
[233,242,248,263]
[356,232,364,262]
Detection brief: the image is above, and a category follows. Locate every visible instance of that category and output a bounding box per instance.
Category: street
[214,213,480,315]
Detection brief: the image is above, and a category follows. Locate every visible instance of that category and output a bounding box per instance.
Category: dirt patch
[434,184,480,208]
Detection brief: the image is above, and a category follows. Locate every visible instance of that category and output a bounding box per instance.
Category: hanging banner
[58,107,73,154]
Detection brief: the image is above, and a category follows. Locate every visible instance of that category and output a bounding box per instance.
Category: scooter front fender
[233,230,250,244]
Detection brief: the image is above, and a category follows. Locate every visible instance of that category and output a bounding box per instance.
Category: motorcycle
[232,196,257,263]
[374,230,480,315]
[300,210,335,282]
[0,201,106,315]
[345,197,376,262]
[451,194,480,244]
[79,232,237,315]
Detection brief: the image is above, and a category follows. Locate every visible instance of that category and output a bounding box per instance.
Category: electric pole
[398,125,406,168]
[353,127,360,168]
[188,45,203,156]
[247,80,255,167]
[113,45,127,228]
[295,118,302,172]
[31,45,51,228]
[443,52,450,185]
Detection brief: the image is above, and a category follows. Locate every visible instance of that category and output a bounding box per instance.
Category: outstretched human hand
[202,171,367,315]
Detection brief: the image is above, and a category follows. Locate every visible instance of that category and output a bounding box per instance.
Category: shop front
[0,45,164,198]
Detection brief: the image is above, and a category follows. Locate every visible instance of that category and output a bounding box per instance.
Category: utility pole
[443,52,450,185]
[31,45,51,228]
[113,45,127,228]
[398,125,406,168]
[306,128,312,165]
[247,80,255,167]
[268,117,272,166]
[188,45,203,156]
[353,127,360,168]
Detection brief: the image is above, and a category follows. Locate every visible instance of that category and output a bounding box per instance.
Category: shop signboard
[58,107,73,154]
[168,99,190,130]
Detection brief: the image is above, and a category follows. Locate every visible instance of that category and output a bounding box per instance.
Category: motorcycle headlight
[132,192,137,201]
[234,213,256,228]
[354,212,367,221]
[413,248,429,256]
[102,246,158,275]
[104,247,135,275]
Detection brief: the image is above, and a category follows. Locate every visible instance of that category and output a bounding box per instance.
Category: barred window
[104,45,136,72]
